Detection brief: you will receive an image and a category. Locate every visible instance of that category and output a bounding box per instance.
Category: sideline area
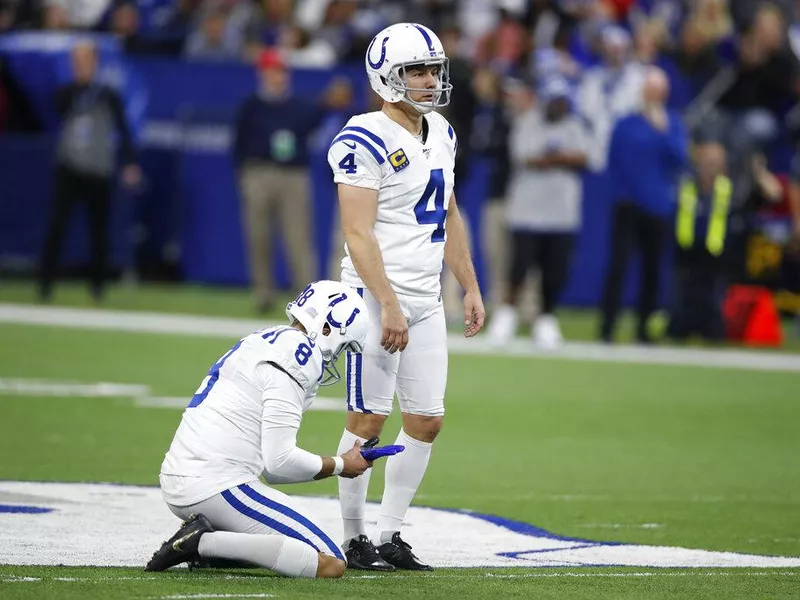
[1,302,799,373]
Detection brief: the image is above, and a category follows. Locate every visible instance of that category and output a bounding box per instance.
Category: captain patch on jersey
[388,148,409,172]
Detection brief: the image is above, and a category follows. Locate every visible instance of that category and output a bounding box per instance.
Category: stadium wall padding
[0,34,677,307]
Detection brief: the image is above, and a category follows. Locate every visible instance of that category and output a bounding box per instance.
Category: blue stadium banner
[0,31,148,139]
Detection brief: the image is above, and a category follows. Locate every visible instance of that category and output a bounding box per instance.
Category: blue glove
[361,445,405,461]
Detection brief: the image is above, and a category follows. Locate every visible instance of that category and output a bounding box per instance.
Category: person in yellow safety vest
[667,141,732,342]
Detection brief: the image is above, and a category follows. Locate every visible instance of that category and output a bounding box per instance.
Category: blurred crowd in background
[1,0,799,347]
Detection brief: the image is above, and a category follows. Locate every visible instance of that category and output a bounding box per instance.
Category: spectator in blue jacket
[234,49,328,313]
[599,67,689,344]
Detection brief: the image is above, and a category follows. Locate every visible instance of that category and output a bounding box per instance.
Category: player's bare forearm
[344,229,399,309]
[444,198,479,294]
[314,456,336,480]
[550,151,588,170]
[445,198,485,337]
[527,152,587,171]
[315,442,370,479]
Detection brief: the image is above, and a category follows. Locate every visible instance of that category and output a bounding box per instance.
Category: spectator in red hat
[233,48,334,312]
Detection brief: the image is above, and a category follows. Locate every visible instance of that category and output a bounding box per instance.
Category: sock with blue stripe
[198,531,318,578]
[337,428,372,544]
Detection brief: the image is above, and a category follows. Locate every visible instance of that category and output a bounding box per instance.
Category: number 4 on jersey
[414,168,447,243]
[338,152,357,174]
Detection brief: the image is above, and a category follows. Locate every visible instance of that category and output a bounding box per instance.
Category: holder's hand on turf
[339,441,372,478]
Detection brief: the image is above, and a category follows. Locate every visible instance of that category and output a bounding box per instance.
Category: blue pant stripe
[352,287,372,414]
[238,484,345,560]
[345,351,354,411]
[220,489,321,554]
[355,352,366,412]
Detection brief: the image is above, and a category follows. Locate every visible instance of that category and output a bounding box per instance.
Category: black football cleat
[377,533,433,571]
[344,535,395,571]
[145,514,213,572]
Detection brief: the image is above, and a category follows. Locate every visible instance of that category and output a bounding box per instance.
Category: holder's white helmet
[286,280,369,386]
[365,22,452,114]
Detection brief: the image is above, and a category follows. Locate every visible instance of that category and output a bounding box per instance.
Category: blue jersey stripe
[331,134,386,165]
[238,484,345,560]
[188,338,244,407]
[342,126,387,152]
[262,326,291,344]
[447,125,454,139]
[221,489,321,554]
[413,24,435,52]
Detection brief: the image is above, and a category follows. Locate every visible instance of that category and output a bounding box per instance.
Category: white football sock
[376,429,432,544]
[198,531,319,578]
[336,428,372,544]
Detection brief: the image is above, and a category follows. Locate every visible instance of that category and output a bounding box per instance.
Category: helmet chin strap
[402,96,436,114]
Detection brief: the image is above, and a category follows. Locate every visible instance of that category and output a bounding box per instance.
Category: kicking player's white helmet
[365,22,452,114]
[286,280,369,386]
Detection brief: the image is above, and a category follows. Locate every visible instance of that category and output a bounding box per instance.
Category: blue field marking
[439,506,622,545]
[0,504,54,514]
[5,480,798,568]
[497,544,602,559]
[434,505,628,565]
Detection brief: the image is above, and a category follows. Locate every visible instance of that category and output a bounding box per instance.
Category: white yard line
[155,595,275,599]
[1,303,799,373]
[136,395,344,412]
[0,379,149,398]
[478,571,799,578]
[0,575,269,583]
[0,377,344,412]
[3,572,797,584]
[352,571,800,578]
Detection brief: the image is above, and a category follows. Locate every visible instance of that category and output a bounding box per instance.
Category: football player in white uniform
[327,23,485,571]
[145,280,371,579]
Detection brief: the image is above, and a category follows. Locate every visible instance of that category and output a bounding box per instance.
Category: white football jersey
[327,110,457,297]
[159,325,324,506]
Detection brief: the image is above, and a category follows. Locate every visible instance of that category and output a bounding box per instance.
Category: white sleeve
[576,72,602,124]
[258,363,323,484]
[567,120,589,154]
[510,114,541,165]
[327,135,384,191]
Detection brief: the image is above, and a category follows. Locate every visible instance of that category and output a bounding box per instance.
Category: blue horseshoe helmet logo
[367,36,388,69]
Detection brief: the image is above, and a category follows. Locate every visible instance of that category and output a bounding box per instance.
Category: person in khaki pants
[234,50,327,312]
[239,164,313,312]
